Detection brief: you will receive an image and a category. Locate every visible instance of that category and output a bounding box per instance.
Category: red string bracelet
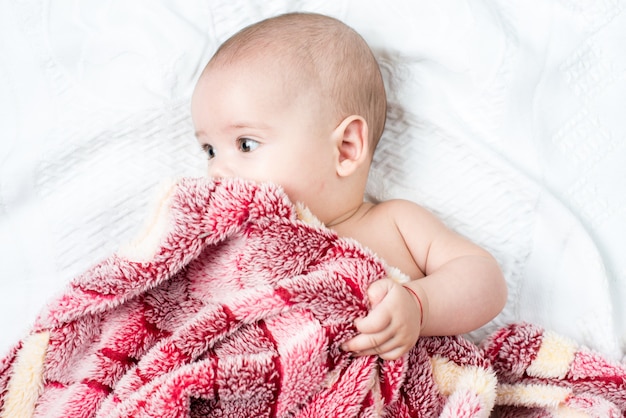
[403,285,424,328]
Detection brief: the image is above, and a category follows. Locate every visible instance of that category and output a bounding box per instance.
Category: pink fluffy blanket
[1,178,626,417]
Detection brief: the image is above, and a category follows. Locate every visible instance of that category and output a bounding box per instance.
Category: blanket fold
[482,323,626,417]
[1,178,625,417]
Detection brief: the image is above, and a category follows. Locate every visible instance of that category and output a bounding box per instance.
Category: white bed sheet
[1,0,625,359]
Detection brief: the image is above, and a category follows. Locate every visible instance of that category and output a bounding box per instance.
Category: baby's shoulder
[369,199,446,234]
[371,198,432,218]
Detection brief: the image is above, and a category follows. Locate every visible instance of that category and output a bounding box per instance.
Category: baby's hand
[341,278,423,360]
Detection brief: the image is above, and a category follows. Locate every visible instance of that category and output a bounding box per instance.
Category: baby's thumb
[366,278,393,308]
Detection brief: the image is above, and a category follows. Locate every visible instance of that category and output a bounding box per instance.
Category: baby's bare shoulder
[369,199,449,236]
[371,199,436,219]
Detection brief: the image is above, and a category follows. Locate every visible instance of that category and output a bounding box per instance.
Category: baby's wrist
[402,283,426,330]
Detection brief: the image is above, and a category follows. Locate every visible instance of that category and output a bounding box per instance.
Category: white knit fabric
[1,0,625,358]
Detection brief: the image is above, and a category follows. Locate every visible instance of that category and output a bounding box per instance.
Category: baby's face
[191,63,339,210]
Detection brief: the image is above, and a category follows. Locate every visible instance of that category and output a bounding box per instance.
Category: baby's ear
[333,115,370,177]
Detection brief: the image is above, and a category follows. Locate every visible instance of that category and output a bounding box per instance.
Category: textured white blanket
[1,1,625,359]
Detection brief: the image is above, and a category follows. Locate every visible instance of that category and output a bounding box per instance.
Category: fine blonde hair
[206,12,387,148]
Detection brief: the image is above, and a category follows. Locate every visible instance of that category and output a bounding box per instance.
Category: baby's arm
[342,200,507,359]
[398,201,507,337]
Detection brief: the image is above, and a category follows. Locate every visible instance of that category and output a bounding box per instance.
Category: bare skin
[192,13,507,361]
[332,200,505,359]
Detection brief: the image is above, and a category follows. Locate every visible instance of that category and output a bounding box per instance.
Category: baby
[191,12,507,360]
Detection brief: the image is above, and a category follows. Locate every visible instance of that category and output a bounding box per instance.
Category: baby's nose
[207,160,233,179]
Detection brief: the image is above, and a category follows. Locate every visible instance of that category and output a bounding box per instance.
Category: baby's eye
[237,138,260,153]
[201,144,216,160]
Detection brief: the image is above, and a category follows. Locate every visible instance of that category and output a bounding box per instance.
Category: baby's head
[192,12,386,224]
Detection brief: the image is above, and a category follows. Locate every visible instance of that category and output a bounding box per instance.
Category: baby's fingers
[341,329,393,354]
[353,305,392,334]
[341,331,407,360]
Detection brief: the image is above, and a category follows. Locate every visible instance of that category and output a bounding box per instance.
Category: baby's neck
[325,202,374,232]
